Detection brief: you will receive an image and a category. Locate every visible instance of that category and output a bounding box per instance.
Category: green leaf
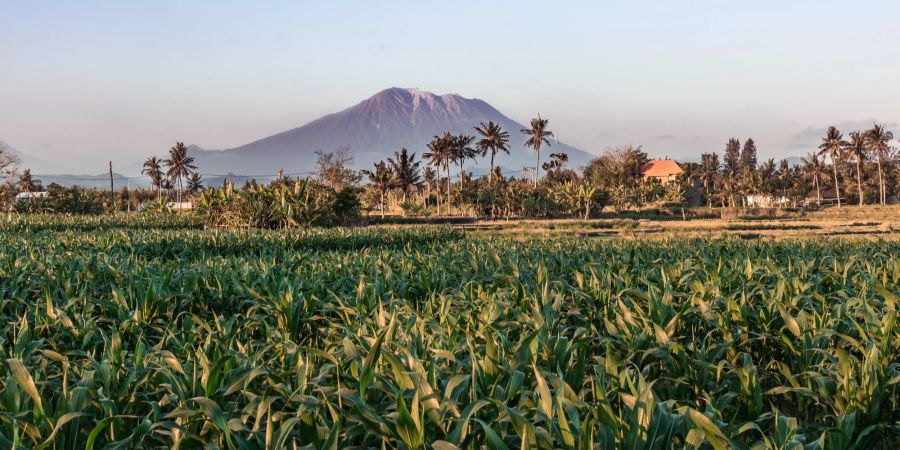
[396,394,424,450]
[474,419,509,450]
[533,366,553,419]
[360,314,395,397]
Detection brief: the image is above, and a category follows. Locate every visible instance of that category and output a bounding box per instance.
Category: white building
[745,194,789,208]
[15,192,49,201]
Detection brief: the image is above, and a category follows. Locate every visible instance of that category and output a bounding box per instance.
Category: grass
[0,217,897,448]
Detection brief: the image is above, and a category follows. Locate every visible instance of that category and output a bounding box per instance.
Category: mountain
[0,140,64,174]
[193,88,596,177]
[32,173,145,190]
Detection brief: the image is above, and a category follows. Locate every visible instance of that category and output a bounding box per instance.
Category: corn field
[0,218,897,448]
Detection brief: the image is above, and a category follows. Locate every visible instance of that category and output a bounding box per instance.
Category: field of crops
[0,217,897,448]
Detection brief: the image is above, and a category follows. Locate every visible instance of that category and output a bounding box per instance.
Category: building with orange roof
[639,159,684,184]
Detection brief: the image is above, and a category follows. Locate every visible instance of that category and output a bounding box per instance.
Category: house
[15,191,49,201]
[804,189,839,206]
[166,201,193,211]
[640,159,683,184]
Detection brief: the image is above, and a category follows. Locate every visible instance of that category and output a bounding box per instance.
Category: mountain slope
[0,140,64,174]
[194,88,595,176]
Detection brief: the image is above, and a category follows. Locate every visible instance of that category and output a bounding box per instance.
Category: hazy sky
[2,0,900,173]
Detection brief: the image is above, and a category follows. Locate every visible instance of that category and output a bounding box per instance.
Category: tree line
[693,123,896,208]
[2,119,897,223]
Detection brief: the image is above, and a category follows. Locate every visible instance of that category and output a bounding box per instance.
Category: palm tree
[422,166,437,209]
[451,134,477,193]
[758,159,777,197]
[699,153,720,207]
[801,152,823,206]
[846,131,868,206]
[361,161,394,218]
[865,123,894,205]
[164,142,197,203]
[818,126,848,208]
[142,156,164,200]
[474,121,510,184]
[777,159,792,204]
[521,115,553,185]
[387,148,420,204]
[186,172,204,195]
[424,133,454,214]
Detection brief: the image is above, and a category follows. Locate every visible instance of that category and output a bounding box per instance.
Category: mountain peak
[372,87,464,102]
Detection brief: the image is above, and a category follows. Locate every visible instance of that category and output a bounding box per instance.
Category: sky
[2,0,900,173]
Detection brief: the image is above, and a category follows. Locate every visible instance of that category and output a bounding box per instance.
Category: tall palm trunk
[832,163,842,208]
[489,152,495,185]
[704,182,709,207]
[856,159,863,206]
[379,190,385,219]
[435,184,441,215]
[445,163,452,215]
[876,156,885,205]
[533,145,541,186]
[815,175,821,206]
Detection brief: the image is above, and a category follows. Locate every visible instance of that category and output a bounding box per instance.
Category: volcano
[193,88,595,176]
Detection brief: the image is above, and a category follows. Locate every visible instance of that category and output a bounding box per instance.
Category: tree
[187,172,204,195]
[474,121,510,184]
[777,159,792,203]
[18,169,38,193]
[818,126,848,208]
[846,131,868,206]
[542,153,576,184]
[315,146,360,189]
[164,142,197,203]
[865,123,894,205]
[801,152,823,206]
[424,133,454,214]
[553,180,600,219]
[451,134,477,192]
[422,166,437,209]
[361,161,394,218]
[142,156,164,200]
[521,115,553,185]
[723,138,742,179]
[584,145,648,190]
[740,138,758,172]
[756,159,777,197]
[699,153,720,207]
[0,141,21,179]
[387,148,421,204]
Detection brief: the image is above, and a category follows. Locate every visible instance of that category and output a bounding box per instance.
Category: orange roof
[640,159,684,178]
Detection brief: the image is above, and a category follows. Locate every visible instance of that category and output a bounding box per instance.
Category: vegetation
[3,119,898,226]
[193,178,359,229]
[521,115,554,185]
[0,221,896,448]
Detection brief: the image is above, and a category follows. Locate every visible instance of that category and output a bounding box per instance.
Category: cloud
[654,134,676,140]
[788,120,899,150]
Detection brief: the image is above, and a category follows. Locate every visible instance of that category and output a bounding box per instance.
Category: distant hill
[33,173,145,191]
[192,87,597,176]
[0,140,64,174]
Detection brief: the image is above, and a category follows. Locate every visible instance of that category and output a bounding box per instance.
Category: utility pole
[109,161,114,212]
